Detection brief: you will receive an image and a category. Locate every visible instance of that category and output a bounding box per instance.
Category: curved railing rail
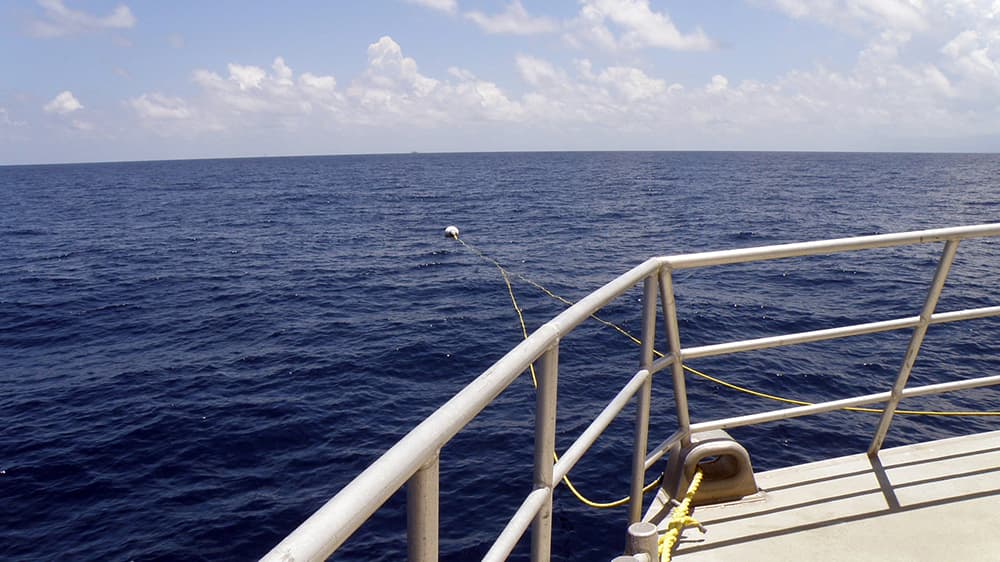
[262,223,1000,562]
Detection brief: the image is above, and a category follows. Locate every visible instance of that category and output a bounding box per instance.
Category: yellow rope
[560,471,663,509]
[453,235,1000,512]
[454,237,1000,418]
[458,238,537,387]
[458,236,662,508]
[658,469,706,562]
[681,364,1000,417]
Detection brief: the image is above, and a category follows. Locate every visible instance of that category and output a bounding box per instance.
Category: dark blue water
[2,152,998,561]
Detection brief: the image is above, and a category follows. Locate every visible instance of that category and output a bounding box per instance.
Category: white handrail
[661,223,1000,270]
[262,223,1000,562]
[261,258,660,561]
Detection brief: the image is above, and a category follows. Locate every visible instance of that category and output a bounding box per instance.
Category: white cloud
[29,0,135,38]
[122,25,1000,152]
[356,36,440,99]
[272,57,294,87]
[596,66,667,101]
[763,1,998,100]
[405,0,458,14]
[130,37,527,135]
[70,119,93,131]
[921,64,956,97]
[44,91,83,114]
[0,107,26,128]
[134,55,339,128]
[128,91,225,137]
[512,55,677,124]
[300,73,337,92]
[190,60,314,116]
[516,55,563,86]
[941,29,1000,81]
[507,41,994,146]
[567,0,715,51]
[465,1,558,35]
[228,63,268,91]
[130,93,192,120]
[757,0,931,32]
[705,74,729,94]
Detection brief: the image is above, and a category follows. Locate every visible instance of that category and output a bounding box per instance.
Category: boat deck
[673,430,1000,561]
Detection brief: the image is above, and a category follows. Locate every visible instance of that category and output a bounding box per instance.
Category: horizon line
[5,148,1000,167]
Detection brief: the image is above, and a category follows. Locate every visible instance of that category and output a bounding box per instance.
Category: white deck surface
[672,430,1000,561]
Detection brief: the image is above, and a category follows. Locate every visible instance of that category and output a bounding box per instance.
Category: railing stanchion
[630,274,659,523]
[660,267,691,446]
[868,240,960,455]
[407,452,440,562]
[531,345,559,562]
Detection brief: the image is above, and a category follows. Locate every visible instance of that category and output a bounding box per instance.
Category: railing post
[531,345,559,562]
[407,452,440,562]
[629,274,658,523]
[868,240,960,455]
[659,267,691,446]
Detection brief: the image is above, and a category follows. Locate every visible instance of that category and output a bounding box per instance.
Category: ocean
[2,152,998,561]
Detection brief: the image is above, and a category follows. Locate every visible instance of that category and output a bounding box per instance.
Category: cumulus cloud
[228,63,268,91]
[44,91,83,114]
[129,36,528,136]
[594,65,668,101]
[510,55,685,125]
[405,0,458,14]
[506,36,995,145]
[186,57,327,118]
[940,29,1000,89]
[361,36,440,97]
[300,73,336,91]
[132,53,338,129]
[769,1,999,101]
[465,1,558,35]
[705,74,729,94]
[567,0,715,51]
[516,55,563,87]
[128,91,225,136]
[124,23,1000,151]
[347,36,524,124]
[29,0,135,38]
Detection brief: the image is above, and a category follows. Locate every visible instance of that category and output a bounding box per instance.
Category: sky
[3,0,1000,164]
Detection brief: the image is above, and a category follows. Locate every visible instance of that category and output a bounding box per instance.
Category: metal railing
[262,223,1000,562]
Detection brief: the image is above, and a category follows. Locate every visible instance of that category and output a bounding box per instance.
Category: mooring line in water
[452,232,661,508]
[447,231,1000,512]
[451,232,1000,419]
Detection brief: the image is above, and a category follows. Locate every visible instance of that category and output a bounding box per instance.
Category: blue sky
[3,0,1000,164]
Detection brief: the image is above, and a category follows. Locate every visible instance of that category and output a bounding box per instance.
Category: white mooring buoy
[444,225,460,239]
